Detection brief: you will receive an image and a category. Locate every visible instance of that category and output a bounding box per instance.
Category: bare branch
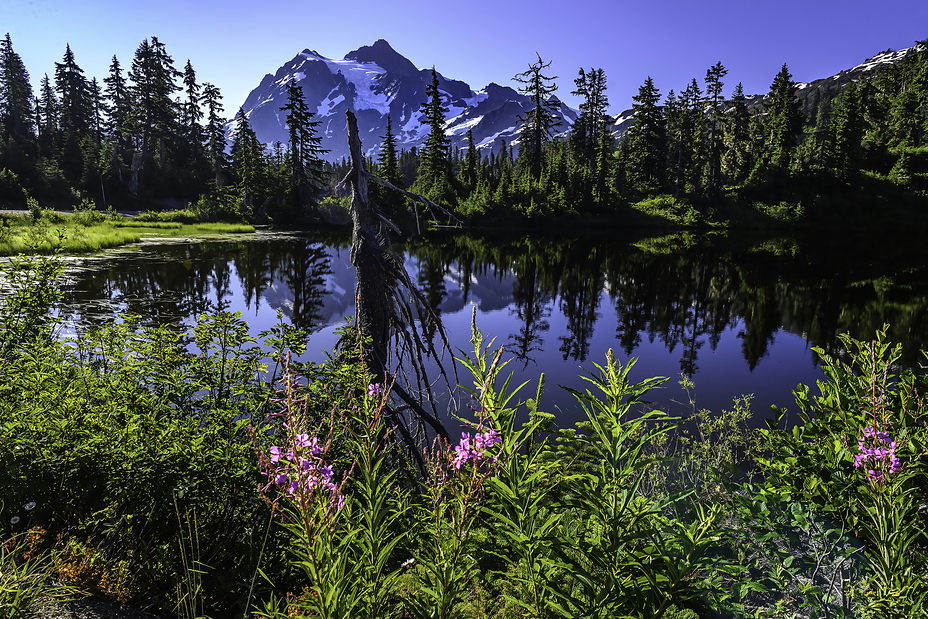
[364,171,463,227]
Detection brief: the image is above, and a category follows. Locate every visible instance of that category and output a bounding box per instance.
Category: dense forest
[1,34,927,225]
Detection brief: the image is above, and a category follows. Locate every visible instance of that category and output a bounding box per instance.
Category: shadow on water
[44,226,928,428]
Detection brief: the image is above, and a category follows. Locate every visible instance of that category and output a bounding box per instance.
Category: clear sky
[3,0,926,117]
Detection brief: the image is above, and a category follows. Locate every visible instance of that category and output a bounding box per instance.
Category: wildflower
[269,446,282,464]
[24,501,36,511]
[854,425,902,481]
[453,427,502,470]
[10,516,20,524]
[368,383,382,397]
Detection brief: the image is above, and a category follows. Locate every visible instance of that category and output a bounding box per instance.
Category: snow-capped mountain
[228,39,578,162]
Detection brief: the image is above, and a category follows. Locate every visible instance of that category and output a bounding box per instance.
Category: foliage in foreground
[1,254,927,618]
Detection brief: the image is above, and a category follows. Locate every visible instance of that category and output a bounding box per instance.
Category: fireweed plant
[758,326,928,617]
[252,350,414,619]
[252,352,354,619]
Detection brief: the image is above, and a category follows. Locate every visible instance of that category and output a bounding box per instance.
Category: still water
[48,227,928,430]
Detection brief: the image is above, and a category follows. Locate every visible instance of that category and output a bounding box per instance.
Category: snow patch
[475,125,518,149]
[316,88,345,117]
[321,57,394,114]
[447,115,483,134]
[850,46,915,73]
[463,90,488,107]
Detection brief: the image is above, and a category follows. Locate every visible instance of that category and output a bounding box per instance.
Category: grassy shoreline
[0,210,255,256]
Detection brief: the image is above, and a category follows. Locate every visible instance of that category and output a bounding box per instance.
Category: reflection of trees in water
[412,230,928,373]
[604,249,740,376]
[58,230,928,373]
[507,257,552,367]
[207,259,233,313]
[60,235,340,334]
[557,258,603,363]
[282,242,333,334]
[415,255,448,342]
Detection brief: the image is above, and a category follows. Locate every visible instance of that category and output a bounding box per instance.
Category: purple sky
[4,0,926,117]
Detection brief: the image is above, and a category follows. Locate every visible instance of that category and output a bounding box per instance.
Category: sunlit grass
[0,215,254,256]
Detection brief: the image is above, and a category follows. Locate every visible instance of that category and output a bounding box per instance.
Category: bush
[190,188,249,223]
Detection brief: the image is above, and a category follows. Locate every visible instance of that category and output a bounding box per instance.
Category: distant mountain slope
[227,39,577,161]
[231,40,921,161]
[603,43,923,140]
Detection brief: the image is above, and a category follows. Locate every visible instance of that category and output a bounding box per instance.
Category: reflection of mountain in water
[258,245,354,333]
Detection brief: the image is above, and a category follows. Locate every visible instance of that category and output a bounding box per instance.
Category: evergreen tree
[763,64,803,177]
[889,87,920,148]
[416,67,451,198]
[570,67,609,164]
[703,62,728,202]
[0,33,36,145]
[593,119,614,209]
[87,77,104,143]
[664,89,684,197]
[682,78,706,195]
[373,114,404,218]
[279,81,328,212]
[377,114,401,187]
[830,80,863,181]
[721,82,752,185]
[181,59,205,168]
[37,73,57,156]
[462,128,477,189]
[54,43,90,138]
[230,107,264,213]
[625,76,665,192]
[103,55,131,177]
[127,36,181,188]
[513,54,561,179]
[201,82,226,187]
[54,43,93,179]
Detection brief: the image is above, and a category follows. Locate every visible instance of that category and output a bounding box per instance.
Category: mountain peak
[345,39,418,77]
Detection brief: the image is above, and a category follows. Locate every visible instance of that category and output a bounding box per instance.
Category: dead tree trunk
[339,109,462,444]
[344,109,391,382]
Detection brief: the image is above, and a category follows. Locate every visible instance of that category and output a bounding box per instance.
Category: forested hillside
[1,34,926,226]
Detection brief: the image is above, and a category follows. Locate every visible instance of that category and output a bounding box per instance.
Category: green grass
[0,214,254,256]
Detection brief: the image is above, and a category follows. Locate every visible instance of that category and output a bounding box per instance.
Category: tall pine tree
[830,80,863,181]
[415,67,452,201]
[721,82,752,185]
[763,64,803,177]
[230,107,265,213]
[280,81,327,213]
[703,62,728,202]
[513,54,561,179]
[127,36,181,191]
[570,67,609,164]
[0,33,36,147]
[626,76,665,193]
[54,43,91,179]
[201,82,226,187]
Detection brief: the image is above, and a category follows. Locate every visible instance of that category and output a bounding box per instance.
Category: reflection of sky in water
[40,232,836,431]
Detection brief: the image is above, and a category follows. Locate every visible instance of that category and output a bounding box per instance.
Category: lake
[44,226,928,431]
